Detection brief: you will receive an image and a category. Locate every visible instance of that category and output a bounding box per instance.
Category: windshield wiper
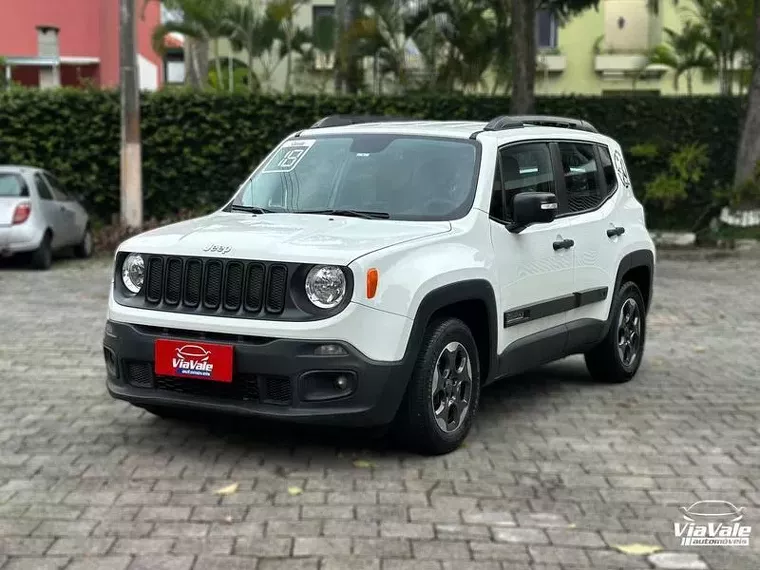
[298,209,391,220]
[229,204,277,214]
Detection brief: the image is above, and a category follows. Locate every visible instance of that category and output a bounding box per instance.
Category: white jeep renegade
[104,114,655,455]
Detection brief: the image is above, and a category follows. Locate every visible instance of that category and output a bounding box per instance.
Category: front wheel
[584,281,647,383]
[393,317,481,455]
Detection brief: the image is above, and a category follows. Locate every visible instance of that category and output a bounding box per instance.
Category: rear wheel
[30,233,52,270]
[74,227,93,258]
[584,281,647,383]
[393,317,481,455]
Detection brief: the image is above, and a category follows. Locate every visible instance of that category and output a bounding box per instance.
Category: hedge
[0,89,744,229]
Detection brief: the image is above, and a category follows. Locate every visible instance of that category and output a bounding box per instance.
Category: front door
[489,141,575,375]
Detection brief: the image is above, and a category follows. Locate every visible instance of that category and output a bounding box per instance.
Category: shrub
[0,89,744,229]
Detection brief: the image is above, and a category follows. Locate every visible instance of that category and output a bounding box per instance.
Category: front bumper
[103,320,411,427]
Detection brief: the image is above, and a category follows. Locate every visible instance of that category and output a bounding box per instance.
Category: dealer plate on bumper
[154,339,233,383]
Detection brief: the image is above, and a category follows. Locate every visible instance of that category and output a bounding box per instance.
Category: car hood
[119,212,451,264]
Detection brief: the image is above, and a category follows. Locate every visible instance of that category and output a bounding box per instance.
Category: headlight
[121,253,145,294]
[305,265,346,309]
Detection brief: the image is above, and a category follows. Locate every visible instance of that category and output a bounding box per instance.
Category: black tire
[584,281,647,384]
[74,226,93,258]
[393,317,481,455]
[30,233,53,270]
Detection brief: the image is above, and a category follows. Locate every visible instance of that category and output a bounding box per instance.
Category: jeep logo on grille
[203,244,232,254]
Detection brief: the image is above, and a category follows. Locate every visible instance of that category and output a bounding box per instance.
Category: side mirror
[509,192,558,232]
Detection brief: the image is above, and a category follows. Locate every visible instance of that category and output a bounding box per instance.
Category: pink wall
[0,0,162,88]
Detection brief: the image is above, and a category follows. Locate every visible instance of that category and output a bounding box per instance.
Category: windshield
[0,173,28,197]
[228,134,480,220]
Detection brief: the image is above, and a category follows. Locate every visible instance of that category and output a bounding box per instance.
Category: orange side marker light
[366,268,379,299]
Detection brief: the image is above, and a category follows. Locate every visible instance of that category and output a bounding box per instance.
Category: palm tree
[266,0,308,92]
[646,22,715,94]
[684,0,745,95]
[151,0,232,90]
[403,0,508,93]
[294,13,337,92]
[223,1,265,92]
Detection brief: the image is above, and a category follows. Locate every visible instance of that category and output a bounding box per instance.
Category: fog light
[314,344,347,356]
[103,347,118,378]
[334,375,349,391]
[300,371,356,402]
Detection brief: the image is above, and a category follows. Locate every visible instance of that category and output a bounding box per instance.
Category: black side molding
[503,287,608,328]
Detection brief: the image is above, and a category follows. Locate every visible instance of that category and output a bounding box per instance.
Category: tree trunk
[510,0,536,114]
[248,52,255,93]
[213,39,223,90]
[344,0,362,94]
[184,37,209,89]
[285,30,293,93]
[687,71,693,95]
[733,0,760,189]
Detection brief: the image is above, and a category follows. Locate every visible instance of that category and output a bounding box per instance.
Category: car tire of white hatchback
[75,227,93,259]
[584,281,647,384]
[393,317,481,456]
[30,233,52,270]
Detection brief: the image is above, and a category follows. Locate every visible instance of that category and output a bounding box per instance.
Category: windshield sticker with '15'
[262,139,316,173]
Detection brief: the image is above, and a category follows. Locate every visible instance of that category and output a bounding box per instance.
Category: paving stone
[128,555,195,570]
[67,556,132,570]
[492,527,549,544]
[2,248,759,570]
[648,552,709,569]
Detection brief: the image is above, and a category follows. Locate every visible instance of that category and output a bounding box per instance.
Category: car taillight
[12,202,31,225]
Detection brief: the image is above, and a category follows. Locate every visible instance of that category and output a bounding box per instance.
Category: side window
[34,174,54,200]
[44,173,71,201]
[488,160,506,221]
[598,145,618,195]
[558,142,603,213]
[498,143,555,221]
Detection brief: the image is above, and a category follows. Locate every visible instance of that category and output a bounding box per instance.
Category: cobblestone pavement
[0,253,759,570]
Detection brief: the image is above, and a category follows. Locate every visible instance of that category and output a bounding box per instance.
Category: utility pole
[120,0,143,228]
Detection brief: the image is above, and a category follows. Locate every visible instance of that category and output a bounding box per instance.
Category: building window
[312,5,334,27]
[536,10,558,49]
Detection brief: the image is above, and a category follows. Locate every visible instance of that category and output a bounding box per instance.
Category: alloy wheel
[617,297,641,368]
[431,341,473,433]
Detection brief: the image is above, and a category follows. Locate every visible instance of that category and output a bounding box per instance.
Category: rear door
[557,140,621,350]
[43,172,82,246]
[33,172,67,249]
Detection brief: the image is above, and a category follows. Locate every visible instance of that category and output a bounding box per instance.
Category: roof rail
[483,114,599,134]
[309,114,416,129]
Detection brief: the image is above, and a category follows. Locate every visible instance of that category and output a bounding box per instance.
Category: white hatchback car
[104,115,655,455]
[0,165,93,268]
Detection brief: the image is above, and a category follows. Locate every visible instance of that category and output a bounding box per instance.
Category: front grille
[140,255,289,318]
[123,359,290,405]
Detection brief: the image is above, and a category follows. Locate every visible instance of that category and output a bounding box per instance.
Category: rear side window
[558,142,604,213]
[598,145,618,195]
[0,173,29,197]
[34,174,54,200]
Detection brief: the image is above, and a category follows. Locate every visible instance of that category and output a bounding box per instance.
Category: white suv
[104,115,655,455]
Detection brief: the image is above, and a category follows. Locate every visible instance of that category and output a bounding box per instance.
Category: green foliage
[0,90,744,229]
[644,143,710,210]
[629,142,659,159]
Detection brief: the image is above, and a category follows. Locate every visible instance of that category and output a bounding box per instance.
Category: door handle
[606,226,625,238]
[553,238,574,250]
